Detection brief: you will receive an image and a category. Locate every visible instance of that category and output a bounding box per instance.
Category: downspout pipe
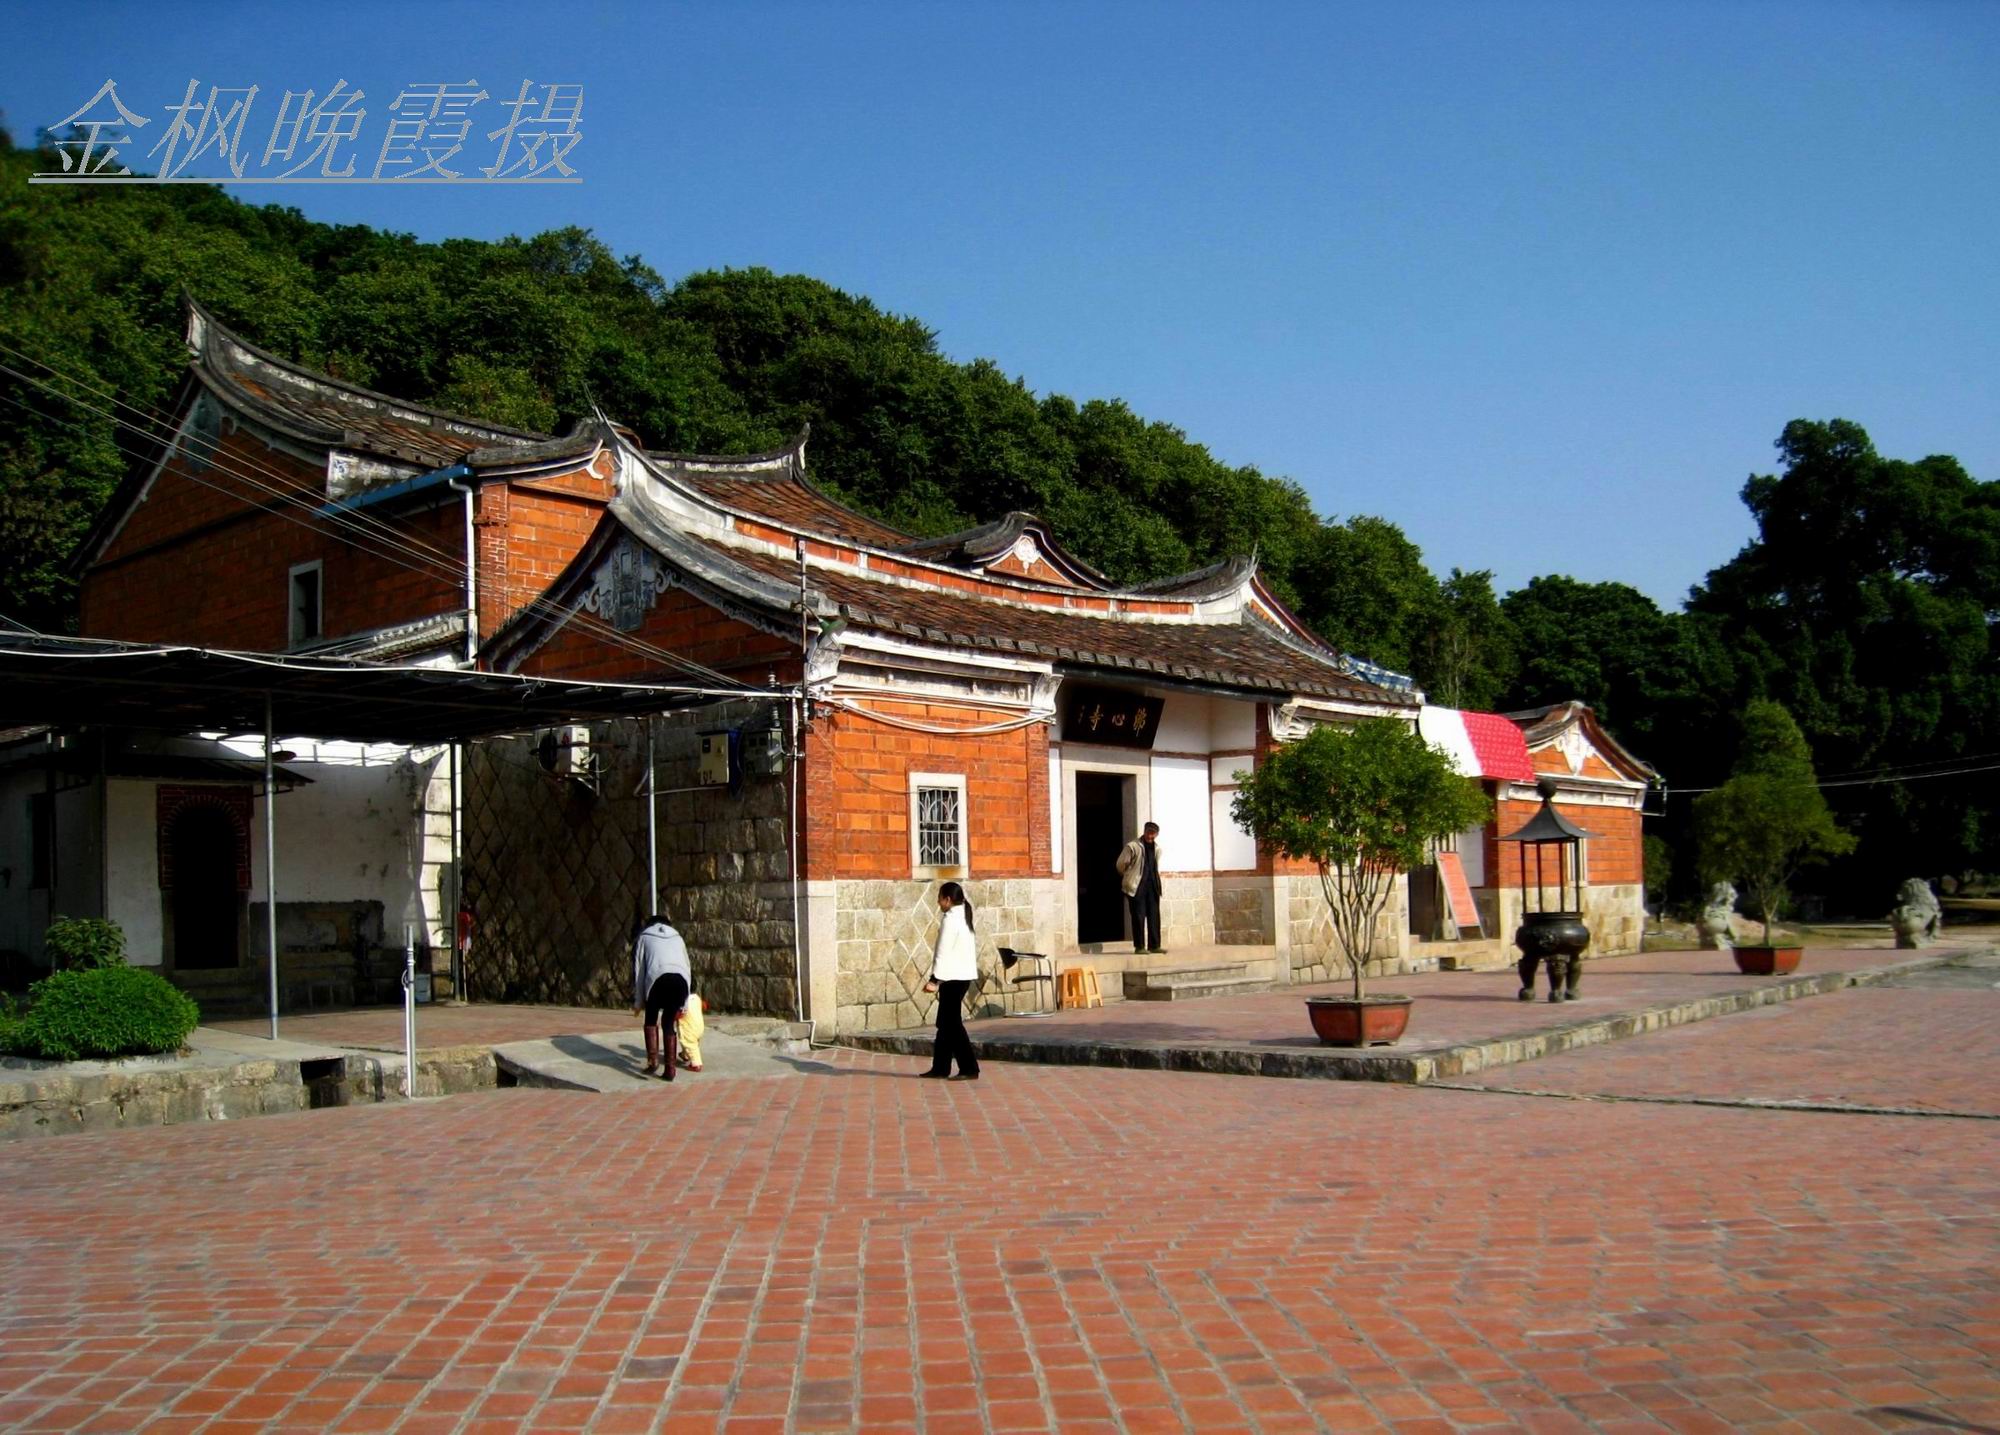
[443,469,476,1005]
[443,470,478,668]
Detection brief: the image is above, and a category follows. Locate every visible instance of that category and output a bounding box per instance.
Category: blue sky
[8,1,1997,607]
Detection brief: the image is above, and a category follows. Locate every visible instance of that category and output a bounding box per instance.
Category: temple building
[29,300,1653,1033]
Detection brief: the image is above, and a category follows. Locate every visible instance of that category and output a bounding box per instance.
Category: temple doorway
[168,805,241,970]
[1074,771,1133,944]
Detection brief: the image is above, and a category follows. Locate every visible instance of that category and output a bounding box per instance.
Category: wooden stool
[1056,966,1103,1010]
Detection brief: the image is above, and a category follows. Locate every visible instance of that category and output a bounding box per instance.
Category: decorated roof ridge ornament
[1127,553,1259,599]
[640,423,815,470]
[183,294,556,453]
[1497,776,1602,844]
[1504,699,1660,783]
[894,511,1116,590]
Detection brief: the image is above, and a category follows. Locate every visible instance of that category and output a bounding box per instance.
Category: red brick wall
[514,586,799,684]
[1489,796,1641,887]
[80,423,620,656]
[801,699,1051,883]
[477,466,615,642]
[81,432,463,649]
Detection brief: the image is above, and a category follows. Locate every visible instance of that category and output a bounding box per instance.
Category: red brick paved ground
[207,1004,635,1053]
[965,943,1967,1055]
[1,1023,1997,1432]
[1463,969,2000,1116]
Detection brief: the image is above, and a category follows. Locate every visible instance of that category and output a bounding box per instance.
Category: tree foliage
[1693,700,1855,942]
[2,132,1995,901]
[1231,720,1491,997]
[1688,419,2000,879]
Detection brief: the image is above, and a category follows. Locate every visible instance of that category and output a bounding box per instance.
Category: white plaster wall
[248,757,430,934]
[1212,789,1257,871]
[1150,755,1212,872]
[1152,693,1213,754]
[105,780,163,966]
[1211,699,1256,752]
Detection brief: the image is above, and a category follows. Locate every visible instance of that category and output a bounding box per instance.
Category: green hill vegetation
[2,130,1995,894]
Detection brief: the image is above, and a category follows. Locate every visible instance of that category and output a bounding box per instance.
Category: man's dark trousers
[1128,889,1162,951]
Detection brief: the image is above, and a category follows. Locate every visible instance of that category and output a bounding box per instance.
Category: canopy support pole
[646,719,659,914]
[263,694,279,1041]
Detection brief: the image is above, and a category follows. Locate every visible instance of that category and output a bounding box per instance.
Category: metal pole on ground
[646,719,659,914]
[402,923,416,1098]
[264,694,279,1041]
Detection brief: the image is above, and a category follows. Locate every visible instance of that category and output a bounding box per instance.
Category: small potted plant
[1694,700,1854,975]
[1233,718,1491,1045]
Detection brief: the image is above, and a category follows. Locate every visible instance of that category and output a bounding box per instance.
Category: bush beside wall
[3,967,201,1061]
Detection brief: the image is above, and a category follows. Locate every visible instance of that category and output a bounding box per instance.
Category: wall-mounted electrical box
[697,730,736,787]
[741,720,787,779]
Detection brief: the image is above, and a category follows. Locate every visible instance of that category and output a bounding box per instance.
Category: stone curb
[0,1042,499,1141]
[841,951,1970,1086]
[1425,1082,2000,1121]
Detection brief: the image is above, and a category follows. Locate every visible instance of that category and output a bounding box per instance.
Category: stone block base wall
[1159,874,1217,950]
[1481,883,1646,963]
[832,878,1046,1034]
[1213,873,1273,945]
[1284,874,1411,985]
[465,706,799,1016]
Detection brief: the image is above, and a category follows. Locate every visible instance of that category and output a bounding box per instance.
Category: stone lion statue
[1889,879,1942,949]
[1696,882,1736,951]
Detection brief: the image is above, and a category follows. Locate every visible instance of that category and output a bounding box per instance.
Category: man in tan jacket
[1115,821,1164,954]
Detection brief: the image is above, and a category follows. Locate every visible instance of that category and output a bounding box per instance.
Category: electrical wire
[0,343,752,685]
[1669,761,2000,797]
[3,365,753,690]
[0,351,763,689]
[822,695,1051,736]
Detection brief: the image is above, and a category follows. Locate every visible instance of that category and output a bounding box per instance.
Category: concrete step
[1121,962,1275,1002]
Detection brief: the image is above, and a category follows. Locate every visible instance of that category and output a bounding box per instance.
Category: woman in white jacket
[920,881,981,1080]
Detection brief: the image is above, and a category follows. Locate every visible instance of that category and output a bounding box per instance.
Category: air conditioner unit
[536,724,593,779]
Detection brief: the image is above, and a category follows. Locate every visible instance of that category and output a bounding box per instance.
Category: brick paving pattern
[1463,975,2000,1116]
[962,944,1962,1055]
[2,1027,1997,1432]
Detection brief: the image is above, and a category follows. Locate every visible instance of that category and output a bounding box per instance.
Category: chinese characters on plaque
[35,79,583,183]
[1059,685,1166,750]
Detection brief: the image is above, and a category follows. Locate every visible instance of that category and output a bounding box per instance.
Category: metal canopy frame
[1,634,779,1048]
[0,635,762,743]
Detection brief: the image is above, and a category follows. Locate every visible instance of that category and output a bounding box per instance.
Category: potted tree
[1694,700,1854,974]
[1232,718,1491,1045]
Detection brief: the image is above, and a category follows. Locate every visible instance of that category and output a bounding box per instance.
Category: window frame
[287,560,324,648]
[908,771,968,878]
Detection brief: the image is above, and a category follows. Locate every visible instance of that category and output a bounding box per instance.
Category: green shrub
[6,966,200,1061]
[43,916,127,971]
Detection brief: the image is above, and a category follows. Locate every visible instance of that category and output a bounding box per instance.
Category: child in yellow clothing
[675,991,705,1072]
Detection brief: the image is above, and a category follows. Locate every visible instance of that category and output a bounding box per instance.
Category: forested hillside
[2,130,1994,894]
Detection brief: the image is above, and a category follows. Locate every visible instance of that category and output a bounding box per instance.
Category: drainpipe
[443,471,475,1004]
[444,471,478,668]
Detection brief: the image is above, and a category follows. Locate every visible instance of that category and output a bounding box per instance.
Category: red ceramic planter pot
[1305,996,1413,1047]
[1732,945,1803,975]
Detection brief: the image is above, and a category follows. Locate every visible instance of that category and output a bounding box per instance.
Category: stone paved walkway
[2,989,1997,1433]
[1460,951,2000,1116]
[958,943,1964,1054]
